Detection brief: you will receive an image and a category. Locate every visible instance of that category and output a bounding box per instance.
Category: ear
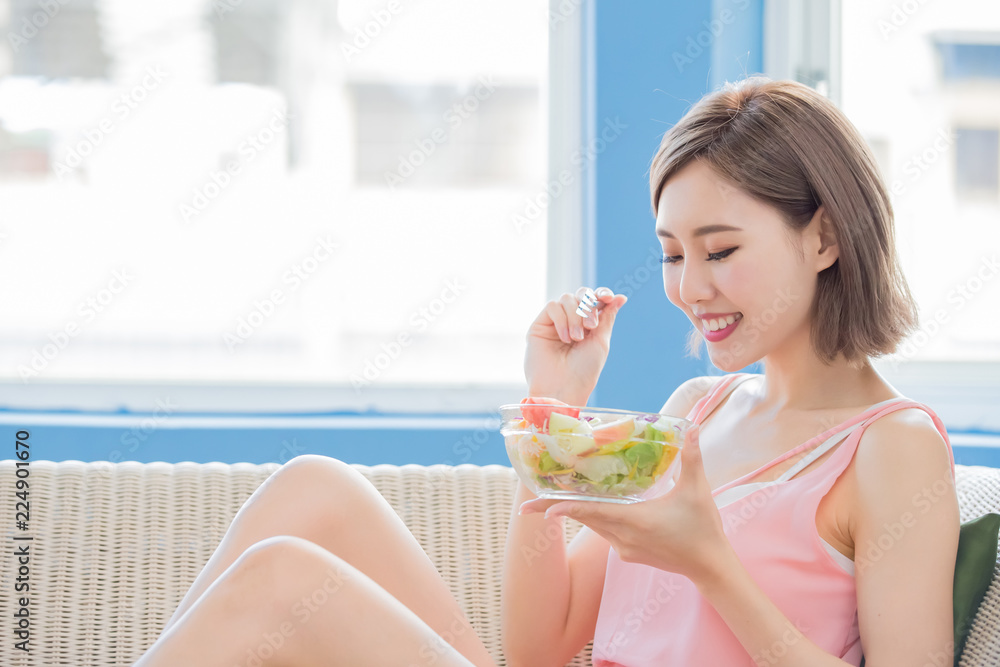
[809,205,839,272]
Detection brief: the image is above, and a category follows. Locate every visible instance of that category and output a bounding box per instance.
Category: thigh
[216,456,497,665]
[137,536,492,667]
[262,455,496,653]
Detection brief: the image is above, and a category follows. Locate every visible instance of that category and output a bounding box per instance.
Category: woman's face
[655,159,832,371]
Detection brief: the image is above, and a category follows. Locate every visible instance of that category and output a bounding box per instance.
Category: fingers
[677,425,709,487]
[544,300,572,344]
[558,293,585,341]
[682,425,699,454]
[539,287,623,345]
[518,498,563,515]
[575,287,613,326]
[594,294,626,333]
[573,286,620,329]
[535,501,627,531]
[519,498,602,521]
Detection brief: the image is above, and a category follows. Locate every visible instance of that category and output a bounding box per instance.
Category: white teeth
[702,313,741,332]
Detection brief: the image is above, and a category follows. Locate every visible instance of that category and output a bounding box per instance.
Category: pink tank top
[591,372,955,666]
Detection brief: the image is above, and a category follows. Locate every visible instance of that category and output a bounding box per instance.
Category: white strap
[774,424,862,482]
[774,397,907,482]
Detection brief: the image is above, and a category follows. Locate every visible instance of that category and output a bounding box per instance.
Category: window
[768,0,1000,431]
[0,0,557,412]
[934,37,1000,81]
[351,82,540,188]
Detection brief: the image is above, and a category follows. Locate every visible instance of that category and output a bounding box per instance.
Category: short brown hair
[649,76,918,367]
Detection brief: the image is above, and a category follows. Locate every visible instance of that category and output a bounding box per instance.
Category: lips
[696,312,743,343]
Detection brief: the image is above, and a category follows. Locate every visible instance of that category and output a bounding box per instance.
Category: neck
[749,325,885,413]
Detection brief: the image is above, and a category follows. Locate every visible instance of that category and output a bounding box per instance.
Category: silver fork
[575,288,598,318]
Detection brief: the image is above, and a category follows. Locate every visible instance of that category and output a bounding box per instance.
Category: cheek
[724,254,790,296]
[722,263,754,292]
[714,262,771,318]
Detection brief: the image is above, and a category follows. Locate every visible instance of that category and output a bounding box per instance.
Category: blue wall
[3,418,502,466]
[590,0,764,413]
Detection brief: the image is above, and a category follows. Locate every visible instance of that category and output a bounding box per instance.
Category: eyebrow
[656,224,743,239]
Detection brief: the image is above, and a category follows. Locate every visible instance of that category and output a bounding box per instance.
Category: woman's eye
[660,247,737,265]
[708,247,738,261]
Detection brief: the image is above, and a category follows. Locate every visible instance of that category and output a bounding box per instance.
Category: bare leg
[158,455,494,666]
[135,535,489,666]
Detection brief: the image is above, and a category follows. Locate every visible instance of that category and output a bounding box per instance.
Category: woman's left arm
[849,408,959,665]
[697,408,959,667]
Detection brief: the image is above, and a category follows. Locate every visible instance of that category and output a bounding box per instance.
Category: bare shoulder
[853,405,954,504]
[855,406,950,468]
[659,375,718,418]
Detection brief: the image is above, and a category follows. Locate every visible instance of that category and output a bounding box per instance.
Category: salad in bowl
[500,398,690,504]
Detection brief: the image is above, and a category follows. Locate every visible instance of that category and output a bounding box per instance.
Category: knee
[251,454,385,536]
[267,454,380,521]
[232,536,352,601]
[279,454,368,491]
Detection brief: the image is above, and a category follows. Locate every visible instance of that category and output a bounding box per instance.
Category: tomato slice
[591,416,635,446]
[520,396,580,430]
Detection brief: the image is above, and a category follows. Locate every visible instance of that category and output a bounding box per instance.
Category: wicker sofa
[2,460,1000,666]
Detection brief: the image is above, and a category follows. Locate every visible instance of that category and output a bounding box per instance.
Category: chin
[709,356,744,373]
[705,342,750,373]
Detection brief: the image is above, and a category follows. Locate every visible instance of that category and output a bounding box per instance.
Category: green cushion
[953,512,1000,659]
[859,512,1000,667]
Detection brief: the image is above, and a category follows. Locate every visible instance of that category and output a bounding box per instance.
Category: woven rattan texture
[0,460,590,666]
[0,460,997,666]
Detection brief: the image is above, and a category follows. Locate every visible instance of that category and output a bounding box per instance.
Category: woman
[133,77,958,666]
[507,77,957,666]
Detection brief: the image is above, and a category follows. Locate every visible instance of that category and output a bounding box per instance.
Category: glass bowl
[499,401,691,504]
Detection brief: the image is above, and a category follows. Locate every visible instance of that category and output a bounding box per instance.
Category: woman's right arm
[501,286,623,667]
[500,284,711,666]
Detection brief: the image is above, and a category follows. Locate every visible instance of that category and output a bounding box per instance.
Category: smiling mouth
[699,313,743,332]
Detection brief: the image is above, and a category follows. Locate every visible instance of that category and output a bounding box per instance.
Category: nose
[677,258,715,306]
